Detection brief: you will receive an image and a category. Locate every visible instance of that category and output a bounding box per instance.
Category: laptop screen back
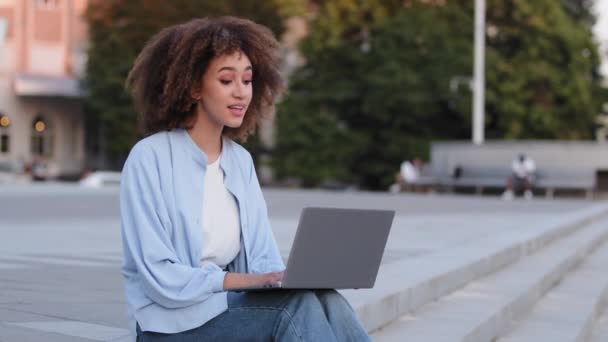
[282,207,394,289]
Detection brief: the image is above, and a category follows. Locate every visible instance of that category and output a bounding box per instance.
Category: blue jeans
[136,289,370,341]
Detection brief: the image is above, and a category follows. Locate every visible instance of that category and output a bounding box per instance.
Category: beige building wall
[0,0,88,178]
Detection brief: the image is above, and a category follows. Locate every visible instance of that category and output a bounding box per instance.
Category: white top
[512,157,536,178]
[200,155,241,269]
[400,161,419,183]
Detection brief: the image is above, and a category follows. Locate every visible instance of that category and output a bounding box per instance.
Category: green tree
[274,0,605,190]
[84,0,298,167]
[274,1,473,189]
[303,0,404,53]
[485,0,603,139]
[561,0,596,25]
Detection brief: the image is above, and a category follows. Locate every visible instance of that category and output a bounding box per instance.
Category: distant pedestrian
[390,158,423,193]
[121,17,370,341]
[502,154,536,200]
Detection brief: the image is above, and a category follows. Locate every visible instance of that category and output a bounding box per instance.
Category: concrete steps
[495,238,608,342]
[361,204,608,341]
[590,305,608,342]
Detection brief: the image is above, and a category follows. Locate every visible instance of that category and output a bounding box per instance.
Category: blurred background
[1,0,608,195]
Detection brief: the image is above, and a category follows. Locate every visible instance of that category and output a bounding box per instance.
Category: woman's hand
[223,271,284,290]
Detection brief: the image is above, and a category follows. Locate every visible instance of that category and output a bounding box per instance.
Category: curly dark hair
[126,16,285,141]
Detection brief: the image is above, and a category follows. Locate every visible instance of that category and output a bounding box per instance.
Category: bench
[393,165,437,192]
[436,166,596,198]
[438,166,509,194]
[412,165,438,188]
[535,169,596,199]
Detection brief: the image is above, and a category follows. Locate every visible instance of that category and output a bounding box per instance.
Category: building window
[31,115,53,156]
[35,0,59,10]
[0,114,9,153]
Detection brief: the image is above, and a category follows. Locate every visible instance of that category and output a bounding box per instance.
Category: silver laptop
[233,207,395,291]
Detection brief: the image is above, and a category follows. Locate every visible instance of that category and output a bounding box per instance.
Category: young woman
[120,17,371,341]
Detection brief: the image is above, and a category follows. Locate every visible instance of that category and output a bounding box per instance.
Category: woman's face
[193,51,253,129]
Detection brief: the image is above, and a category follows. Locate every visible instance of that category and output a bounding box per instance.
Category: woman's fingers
[265,272,283,284]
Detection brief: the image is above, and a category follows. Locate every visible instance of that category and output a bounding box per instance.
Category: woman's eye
[220,80,232,85]
[243,80,252,85]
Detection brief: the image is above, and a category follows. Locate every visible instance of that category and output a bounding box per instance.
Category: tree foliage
[274,0,605,189]
[84,0,296,166]
[485,0,603,139]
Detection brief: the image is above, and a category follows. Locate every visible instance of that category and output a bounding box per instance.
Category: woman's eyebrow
[217,65,253,73]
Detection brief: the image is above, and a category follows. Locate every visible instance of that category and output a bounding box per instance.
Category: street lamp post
[473,0,486,145]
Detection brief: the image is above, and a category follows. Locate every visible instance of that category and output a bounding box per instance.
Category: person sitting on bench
[502,154,536,200]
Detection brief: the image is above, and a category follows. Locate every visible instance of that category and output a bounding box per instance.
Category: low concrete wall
[431,141,608,183]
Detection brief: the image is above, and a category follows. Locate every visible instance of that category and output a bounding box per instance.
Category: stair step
[348,205,608,333]
[371,217,608,342]
[497,236,608,342]
[589,300,608,341]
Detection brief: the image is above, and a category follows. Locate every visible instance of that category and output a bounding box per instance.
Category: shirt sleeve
[120,144,226,309]
[245,154,286,274]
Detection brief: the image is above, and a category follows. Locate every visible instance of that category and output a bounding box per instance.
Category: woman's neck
[186,113,223,164]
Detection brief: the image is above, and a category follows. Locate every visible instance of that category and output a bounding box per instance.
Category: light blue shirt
[120,128,285,338]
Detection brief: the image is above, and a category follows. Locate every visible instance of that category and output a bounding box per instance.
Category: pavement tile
[0,322,95,342]
[4,321,129,341]
[0,186,603,341]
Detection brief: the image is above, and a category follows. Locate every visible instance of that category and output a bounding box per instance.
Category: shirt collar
[177,128,235,176]
[179,128,208,166]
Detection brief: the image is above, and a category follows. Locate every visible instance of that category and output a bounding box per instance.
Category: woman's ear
[190,85,201,101]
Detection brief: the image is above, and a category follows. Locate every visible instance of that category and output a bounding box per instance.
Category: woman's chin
[224,120,244,129]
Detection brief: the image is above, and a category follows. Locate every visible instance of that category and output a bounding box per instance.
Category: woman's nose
[232,82,246,98]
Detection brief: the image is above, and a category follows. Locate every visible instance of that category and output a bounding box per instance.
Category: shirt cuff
[209,270,228,292]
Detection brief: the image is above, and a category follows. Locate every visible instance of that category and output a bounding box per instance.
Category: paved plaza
[0,184,600,341]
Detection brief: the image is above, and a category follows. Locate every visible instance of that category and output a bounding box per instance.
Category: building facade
[0,0,88,178]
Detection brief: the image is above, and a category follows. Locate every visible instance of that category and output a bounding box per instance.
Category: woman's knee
[274,291,337,341]
[314,290,370,341]
[314,289,341,302]
[284,290,323,313]
[315,290,354,311]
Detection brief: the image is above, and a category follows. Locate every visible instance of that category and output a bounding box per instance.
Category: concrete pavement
[0,184,603,341]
